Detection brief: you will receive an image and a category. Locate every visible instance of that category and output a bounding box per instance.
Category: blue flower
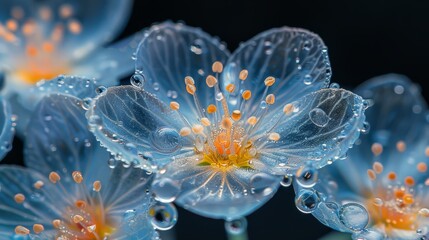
[295,74,429,239]
[0,79,164,239]
[0,0,140,134]
[87,22,367,220]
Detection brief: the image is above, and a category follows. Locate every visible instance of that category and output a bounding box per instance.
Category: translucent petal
[9,75,98,136]
[0,0,132,59]
[73,31,145,86]
[157,155,281,219]
[0,96,14,160]
[255,88,366,174]
[115,206,159,240]
[24,93,111,193]
[351,74,427,172]
[88,85,195,170]
[221,27,331,116]
[135,21,230,117]
[0,166,62,237]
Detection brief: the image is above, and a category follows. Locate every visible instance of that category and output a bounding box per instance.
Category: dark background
[4,0,429,239]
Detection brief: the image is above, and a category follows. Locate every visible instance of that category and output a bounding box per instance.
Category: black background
[4,0,429,239]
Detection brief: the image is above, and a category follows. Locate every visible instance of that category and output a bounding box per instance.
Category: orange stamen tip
[33,224,44,234]
[242,90,251,100]
[206,75,218,87]
[200,118,211,126]
[268,132,280,141]
[179,127,191,136]
[404,176,415,186]
[264,76,276,86]
[372,161,383,174]
[49,172,61,183]
[207,104,217,114]
[170,101,180,111]
[93,181,101,192]
[283,104,294,115]
[226,84,236,93]
[212,61,223,73]
[231,110,241,121]
[184,76,195,85]
[192,124,204,134]
[239,69,248,80]
[52,219,61,229]
[247,116,258,125]
[396,141,406,152]
[265,94,275,105]
[367,169,376,181]
[72,171,83,183]
[33,180,44,189]
[417,162,428,173]
[387,171,397,181]
[14,193,25,203]
[371,143,383,156]
[186,84,196,95]
[15,226,30,235]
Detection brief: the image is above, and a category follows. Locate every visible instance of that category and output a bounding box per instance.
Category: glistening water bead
[149,127,182,154]
[151,178,181,203]
[149,202,178,231]
[295,189,320,213]
[339,203,369,231]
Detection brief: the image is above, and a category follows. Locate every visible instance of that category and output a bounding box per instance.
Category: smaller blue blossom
[87,22,367,220]
[0,0,141,134]
[0,80,165,239]
[295,74,429,240]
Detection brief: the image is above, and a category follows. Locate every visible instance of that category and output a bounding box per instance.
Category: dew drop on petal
[152,178,181,203]
[107,158,117,169]
[95,86,107,95]
[190,39,204,55]
[360,121,370,134]
[81,97,92,110]
[130,74,145,88]
[329,82,340,89]
[303,74,313,85]
[295,189,320,213]
[249,173,276,198]
[352,229,383,240]
[296,165,318,188]
[225,217,247,235]
[149,127,182,153]
[339,203,369,231]
[309,108,330,127]
[280,175,293,187]
[149,203,178,231]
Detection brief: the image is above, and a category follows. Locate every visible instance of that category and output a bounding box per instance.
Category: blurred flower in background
[295,75,429,239]
[0,0,140,134]
[86,22,367,222]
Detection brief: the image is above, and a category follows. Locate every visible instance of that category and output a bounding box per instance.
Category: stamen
[11,7,24,19]
[231,110,241,121]
[396,141,406,152]
[404,176,415,186]
[26,45,38,57]
[180,127,191,136]
[49,172,61,183]
[22,21,36,36]
[52,219,61,229]
[201,118,211,126]
[242,90,252,100]
[207,104,217,114]
[367,169,376,181]
[60,4,73,18]
[206,75,217,87]
[73,215,84,223]
[264,76,276,87]
[15,226,30,235]
[93,181,102,192]
[221,117,232,129]
[247,116,258,125]
[75,200,87,208]
[265,94,275,105]
[283,104,294,115]
[42,42,54,53]
[387,172,397,181]
[33,224,44,234]
[226,84,235,93]
[403,194,414,205]
[373,161,383,174]
[72,171,83,183]
[170,101,180,110]
[212,61,223,73]
[417,162,427,172]
[14,193,25,203]
[192,124,204,134]
[39,7,52,21]
[268,133,280,141]
[186,84,196,95]
[371,143,383,156]
[68,20,82,34]
[6,20,18,31]
[239,69,248,80]
[33,180,44,189]
[184,76,195,85]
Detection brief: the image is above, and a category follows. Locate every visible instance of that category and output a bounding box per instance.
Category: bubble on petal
[149,203,178,231]
[296,165,318,188]
[303,74,313,85]
[81,97,92,110]
[149,127,182,153]
[339,203,369,231]
[249,173,276,198]
[190,39,204,55]
[295,189,320,213]
[152,178,181,203]
[280,175,293,187]
[352,229,383,240]
[225,217,247,235]
[130,74,146,88]
[309,108,330,127]
[360,121,370,134]
[329,82,340,89]
[95,86,107,95]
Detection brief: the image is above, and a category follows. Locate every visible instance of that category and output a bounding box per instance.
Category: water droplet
[130,74,145,88]
[394,85,404,94]
[362,99,370,110]
[260,101,267,109]
[44,114,52,121]
[296,165,318,188]
[152,178,181,203]
[149,203,178,230]
[123,209,136,219]
[295,189,320,213]
[329,82,340,89]
[107,158,117,169]
[280,175,293,187]
[249,173,276,198]
[309,108,330,127]
[303,74,313,85]
[216,92,224,101]
[190,39,204,55]
[95,86,107,95]
[153,82,160,91]
[82,97,92,110]
[361,121,370,134]
[149,127,182,153]
[339,203,369,231]
[303,40,311,51]
[352,229,383,240]
[225,217,247,235]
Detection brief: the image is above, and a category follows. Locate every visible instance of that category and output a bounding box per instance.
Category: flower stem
[225,217,248,240]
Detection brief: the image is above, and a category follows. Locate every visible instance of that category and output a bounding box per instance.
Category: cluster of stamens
[169,61,295,171]
[14,171,115,239]
[0,4,81,83]
[365,141,429,232]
